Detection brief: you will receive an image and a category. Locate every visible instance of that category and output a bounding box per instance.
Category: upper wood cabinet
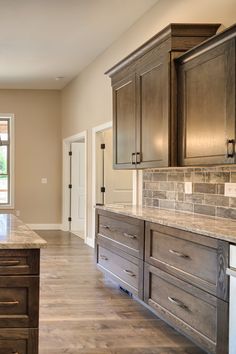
[177,25,236,166]
[106,23,221,169]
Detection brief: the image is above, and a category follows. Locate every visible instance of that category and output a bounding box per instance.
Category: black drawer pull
[100,224,110,230]
[169,249,189,259]
[123,269,136,277]
[0,300,19,306]
[100,255,108,261]
[227,139,235,158]
[168,296,189,310]
[123,232,137,239]
[131,152,136,165]
[0,260,20,266]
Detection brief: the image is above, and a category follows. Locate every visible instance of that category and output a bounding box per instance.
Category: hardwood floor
[38,231,206,354]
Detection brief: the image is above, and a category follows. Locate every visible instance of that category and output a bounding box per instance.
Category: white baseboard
[27,224,62,230]
[86,237,94,248]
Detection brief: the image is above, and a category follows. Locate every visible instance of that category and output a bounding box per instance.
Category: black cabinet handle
[169,249,189,259]
[131,153,136,165]
[136,152,141,164]
[227,139,235,158]
[168,296,189,311]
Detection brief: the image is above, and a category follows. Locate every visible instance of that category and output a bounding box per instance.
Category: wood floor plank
[38,230,206,354]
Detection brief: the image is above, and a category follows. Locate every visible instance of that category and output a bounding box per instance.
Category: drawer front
[144,264,228,354]
[0,276,39,328]
[97,210,144,259]
[0,328,38,354]
[0,249,39,275]
[0,339,26,354]
[145,223,228,299]
[97,245,141,295]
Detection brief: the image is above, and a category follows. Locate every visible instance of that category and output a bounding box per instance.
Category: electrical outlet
[41,178,47,184]
[225,183,236,197]
[185,182,192,194]
[16,210,20,217]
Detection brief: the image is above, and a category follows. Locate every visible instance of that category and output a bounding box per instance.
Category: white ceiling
[0,0,158,89]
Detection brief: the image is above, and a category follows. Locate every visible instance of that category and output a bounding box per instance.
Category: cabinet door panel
[178,39,235,165]
[137,52,169,168]
[113,74,136,168]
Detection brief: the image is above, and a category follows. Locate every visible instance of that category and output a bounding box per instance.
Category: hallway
[38,231,205,354]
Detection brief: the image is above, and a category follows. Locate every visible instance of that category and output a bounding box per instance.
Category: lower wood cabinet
[144,264,228,354]
[0,328,38,354]
[96,242,143,299]
[0,250,40,354]
[95,209,229,354]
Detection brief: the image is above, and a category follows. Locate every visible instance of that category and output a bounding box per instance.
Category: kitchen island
[0,213,46,354]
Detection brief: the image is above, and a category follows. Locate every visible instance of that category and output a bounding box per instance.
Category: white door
[71,142,85,237]
[96,129,132,205]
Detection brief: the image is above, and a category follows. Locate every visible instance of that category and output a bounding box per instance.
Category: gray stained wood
[38,230,206,354]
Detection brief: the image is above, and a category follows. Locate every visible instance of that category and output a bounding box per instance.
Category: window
[0,115,14,207]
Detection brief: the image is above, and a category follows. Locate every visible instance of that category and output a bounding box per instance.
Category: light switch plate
[185,182,192,194]
[41,178,47,184]
[225,183,236,197]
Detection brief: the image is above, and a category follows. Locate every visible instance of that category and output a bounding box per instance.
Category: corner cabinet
[177,24,236,166]
[106,23,221,169]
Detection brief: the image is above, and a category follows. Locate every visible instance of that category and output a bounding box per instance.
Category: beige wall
[0,90,61,224]
[61,0,236,241]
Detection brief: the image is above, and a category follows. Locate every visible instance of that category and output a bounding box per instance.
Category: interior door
[71,142,85,235]
[103,129,133,204]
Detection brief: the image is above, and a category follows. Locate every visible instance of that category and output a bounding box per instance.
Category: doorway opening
[96,128,133,205]
[62,131,87,243]
[92,122,137,246]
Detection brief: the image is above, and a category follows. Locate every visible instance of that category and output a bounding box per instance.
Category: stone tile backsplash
[143,167,236,220]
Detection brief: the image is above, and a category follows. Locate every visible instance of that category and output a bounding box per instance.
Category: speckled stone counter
[0,213,47,249]
[96,204,236,243]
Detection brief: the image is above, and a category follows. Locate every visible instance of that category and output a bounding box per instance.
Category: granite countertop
[96,204,236,243]
[0,214,47,249]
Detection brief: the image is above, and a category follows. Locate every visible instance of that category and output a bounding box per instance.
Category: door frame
[91,122,142,247]
[62,131,88,244]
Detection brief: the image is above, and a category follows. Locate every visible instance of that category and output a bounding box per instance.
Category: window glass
[0,175,8,204]
[0,120,9,141]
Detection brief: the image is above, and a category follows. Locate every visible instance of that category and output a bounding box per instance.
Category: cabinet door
[113,74,136,169]
[136,49,169,168]
[178,39,236,166]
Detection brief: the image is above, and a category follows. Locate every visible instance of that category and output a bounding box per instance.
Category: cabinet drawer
[145,222,228,300]
[0,276,39,328]
[0,328,38,354]
[0,249,39,275]
[144,264,228,354]
[97,210,144,259]
[97,244,143,298]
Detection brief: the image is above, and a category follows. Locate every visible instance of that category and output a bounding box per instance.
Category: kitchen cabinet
[106,23,220,169]
[95,209,144,298]
[144,222,228,354]
[0,249,40,354]
[177,24,236,166]
[95,208,229,354]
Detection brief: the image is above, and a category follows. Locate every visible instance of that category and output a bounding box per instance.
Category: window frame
[0,114,14,209]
